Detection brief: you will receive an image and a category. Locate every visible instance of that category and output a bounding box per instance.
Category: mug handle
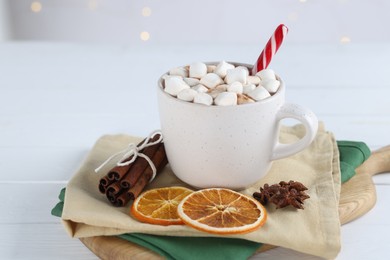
[271,103,319,161]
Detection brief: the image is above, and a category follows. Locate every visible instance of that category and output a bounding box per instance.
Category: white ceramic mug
[157,63,318,189]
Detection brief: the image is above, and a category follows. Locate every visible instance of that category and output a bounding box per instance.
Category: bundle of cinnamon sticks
[98,133,168,207]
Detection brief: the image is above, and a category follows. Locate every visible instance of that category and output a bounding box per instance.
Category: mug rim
[157,61,284,109]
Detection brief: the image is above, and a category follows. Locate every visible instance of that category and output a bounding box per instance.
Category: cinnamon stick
[120,134,162,189]
[107,188,130,207]
[108,143,168,206]
[98,137,148,194]
[107,137,147,181]
[127,144,168,200]
[105,181,122,198]
[99,176,115,194]
[111,189,132,207]
[98,132,167,207]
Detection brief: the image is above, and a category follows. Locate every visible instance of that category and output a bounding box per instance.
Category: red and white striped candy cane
[252,24,288,75]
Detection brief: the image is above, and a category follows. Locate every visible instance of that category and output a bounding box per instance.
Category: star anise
[253,180,310,210]
[253,183,279,204]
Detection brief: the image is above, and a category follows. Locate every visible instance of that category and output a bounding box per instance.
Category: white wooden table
[1,42,389,259]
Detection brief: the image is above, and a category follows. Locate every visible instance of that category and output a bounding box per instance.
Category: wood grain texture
[338,170,376,225]
[339,145,390,224]
[79,146,390,259]
[80,236,162,260]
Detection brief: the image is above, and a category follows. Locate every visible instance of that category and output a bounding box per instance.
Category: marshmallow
[194,92,213,106]
[169,67,188,77]
[243,84,256,94]
[183,77,200,87]
[164,77,190,96]
[200,73,223,88]
[189,62,207,79]
[214,92,237,106]
[225,67,247,84]
[207,87,225,98]
[207,65,216,73]
[227,81,243,94]
[256,69,276,80]
[177,88,198,102]
[247,75,261,85]
[236,66,250,77]
[192,84,209,93]
[164,63,280,106]
[247,86,271,101]
[161,73,170,80]
[237,94,255,105]
[214,84,228,91]
[214,61,235,78]
[261,79,280,93]
[207,84,228,98]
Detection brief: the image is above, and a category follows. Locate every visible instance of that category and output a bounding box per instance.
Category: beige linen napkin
[62,123,341,259]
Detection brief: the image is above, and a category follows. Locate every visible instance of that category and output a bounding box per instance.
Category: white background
[1,0,390,44]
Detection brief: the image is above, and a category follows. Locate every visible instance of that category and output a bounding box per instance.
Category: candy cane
[252,24,288,75]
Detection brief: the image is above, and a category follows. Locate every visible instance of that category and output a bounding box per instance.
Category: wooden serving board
[80,146,390,259]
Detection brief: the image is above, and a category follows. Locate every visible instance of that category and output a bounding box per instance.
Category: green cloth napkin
[337,141,371,183]
[51,187,65,218]
[51,140,370,260]
[119,234,260,260]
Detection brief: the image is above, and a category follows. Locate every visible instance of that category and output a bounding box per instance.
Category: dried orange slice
[177,188,267,234]
[131,186,193,226]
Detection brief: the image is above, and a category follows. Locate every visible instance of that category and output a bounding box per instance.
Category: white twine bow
[94,130,163,182]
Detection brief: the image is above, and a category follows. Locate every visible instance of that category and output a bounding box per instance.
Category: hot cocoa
[162,61,280,106]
